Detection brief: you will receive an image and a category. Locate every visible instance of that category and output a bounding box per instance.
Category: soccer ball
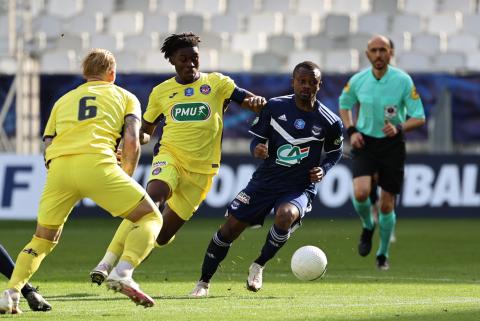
[291,245,328,281]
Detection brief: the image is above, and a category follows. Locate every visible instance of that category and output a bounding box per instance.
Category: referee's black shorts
[351,133,406,194]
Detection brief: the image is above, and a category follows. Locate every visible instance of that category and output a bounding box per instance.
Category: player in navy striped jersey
[190,61,344,296]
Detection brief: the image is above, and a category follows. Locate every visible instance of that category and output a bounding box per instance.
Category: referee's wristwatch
[346,126,358,137]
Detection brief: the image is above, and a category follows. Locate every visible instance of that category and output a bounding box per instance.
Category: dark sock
[0,245,35,298]
[199,231,232,283]
[254,225,290,267]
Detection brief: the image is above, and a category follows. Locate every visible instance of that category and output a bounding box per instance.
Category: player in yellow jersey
[90,33,267,285]
[0,49,162,314]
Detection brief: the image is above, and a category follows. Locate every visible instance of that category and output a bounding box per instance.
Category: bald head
[367,35,391,50]
[366,35,392,72]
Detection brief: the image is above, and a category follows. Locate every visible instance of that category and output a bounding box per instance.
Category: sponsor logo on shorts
[235,191,250,204]
[200,84,211,95]
[171,102,211,121]
[230,200,240,210]
[152,161,167,167]
[276,143,310,167]
[152,167,162,175]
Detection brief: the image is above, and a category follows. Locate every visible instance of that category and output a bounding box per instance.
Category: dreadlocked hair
[161,32,201,59]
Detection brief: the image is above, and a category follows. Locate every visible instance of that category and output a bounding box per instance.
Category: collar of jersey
[81,80,112,87]
[369,65,391,84]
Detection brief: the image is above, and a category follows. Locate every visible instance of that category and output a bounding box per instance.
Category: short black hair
[293,61,321,78]
[161,32,201,59]
[388,37,395,50]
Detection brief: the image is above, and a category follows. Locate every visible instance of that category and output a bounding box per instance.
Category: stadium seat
[388,33,406,55]
[40,49,76,73]
[176,14,205,33]
[330,0,368,15]
[0,37,9,55]
[55,33,85,51]
[396,52,432,72]
[371,0,398,13]
[107,11,143,36]
[304,34,335,51]
[158,0,188,14]
[391,14,423,35]
[267,34,296,55]
[121,0,153,13]
[296,0,329,16]
[411,33,442,55]
[0,15,8,37]
[437,0,475,14]
[357,13,389,35]
[447,34,479,53]
[143,12,171,34]
[89,33,119,52]
[0,56,15,74]
[231,33,266,52]
[199,48,218,71]
[286,50,322,71]
[402,0,436,16]
[323,49,359,73]
[324,14,350,38]
[465,52,480,71]
[143,51,174,72]
[197,32,224,50]
[226,0,257,15]
[191,0,225,15]
[83,0,115,15]
[251,52,286,72]
[211,14,243,34]
[66,13,104,35]
[246,13,282,34]
[261,0,292,13]
[284,14,319,35]
[462,14,480,35]
[32,15,63,39]
[427,13,461,35]
[124,34,157,51]
[217,50,246,71]
[46,0,81,18]
[115,51,142,73]
[432,53,466,72]
[342,33,371,51]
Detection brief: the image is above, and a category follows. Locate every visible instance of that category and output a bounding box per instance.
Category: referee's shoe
[358,227,375,257]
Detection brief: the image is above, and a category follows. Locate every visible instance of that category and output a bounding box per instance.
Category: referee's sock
[199,231,232,283]
[376,211,396,257]
[352,198,374,230]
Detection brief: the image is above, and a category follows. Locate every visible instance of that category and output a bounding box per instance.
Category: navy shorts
[227,183,313,227]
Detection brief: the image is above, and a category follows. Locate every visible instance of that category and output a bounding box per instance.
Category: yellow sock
[121,211,162,267]
[7,236,57,292]
[106,219,134,257]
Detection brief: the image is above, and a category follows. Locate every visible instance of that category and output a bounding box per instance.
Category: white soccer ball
[291,245,328,281]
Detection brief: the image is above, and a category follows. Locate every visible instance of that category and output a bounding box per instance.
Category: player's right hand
[350,132,365,149]
[254,143,269,159]
[116,149,122,166]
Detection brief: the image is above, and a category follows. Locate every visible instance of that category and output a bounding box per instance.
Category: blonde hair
[82,49,116,79]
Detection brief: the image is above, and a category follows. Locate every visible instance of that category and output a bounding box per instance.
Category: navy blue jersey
[248,95,343,195]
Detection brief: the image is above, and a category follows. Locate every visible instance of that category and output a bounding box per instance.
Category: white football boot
[189,281,210,297]
[106,268,155,308]
[246,263,264,292]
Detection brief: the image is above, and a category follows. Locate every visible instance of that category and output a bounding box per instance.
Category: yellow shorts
[38,154,145,227]
[148,151,215,221]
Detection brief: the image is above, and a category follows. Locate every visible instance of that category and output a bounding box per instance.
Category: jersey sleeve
[402,76,426,119]
[43,103,58,139]
[214,72,236,100]
[143,87,164,124]
[124,91,141,120]
[248,104,271,139]
[338,79,358,110]
[321,120,344,174]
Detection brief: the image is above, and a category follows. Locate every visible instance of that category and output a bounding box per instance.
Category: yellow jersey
[44,81,141,163]
[144,72,236,174]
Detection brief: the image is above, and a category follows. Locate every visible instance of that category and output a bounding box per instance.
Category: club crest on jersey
[235,191,250,204]
[171,102,211,121]
[152,167,162,175]
[311,125,322,136]
[276,144,310,167]
[200,84,211,95]
[294,119,305,129]
[184,87,194,96]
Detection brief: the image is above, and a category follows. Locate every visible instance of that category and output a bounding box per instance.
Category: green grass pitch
[1,217,479,320]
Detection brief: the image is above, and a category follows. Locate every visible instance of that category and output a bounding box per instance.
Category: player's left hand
[310,167,324,183]
[116,149,122,166]
[382,121,399,137]
[244,96,267,113]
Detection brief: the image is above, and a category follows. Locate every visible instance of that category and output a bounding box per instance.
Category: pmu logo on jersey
[171,102,211,121]
[276,144,310,167]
